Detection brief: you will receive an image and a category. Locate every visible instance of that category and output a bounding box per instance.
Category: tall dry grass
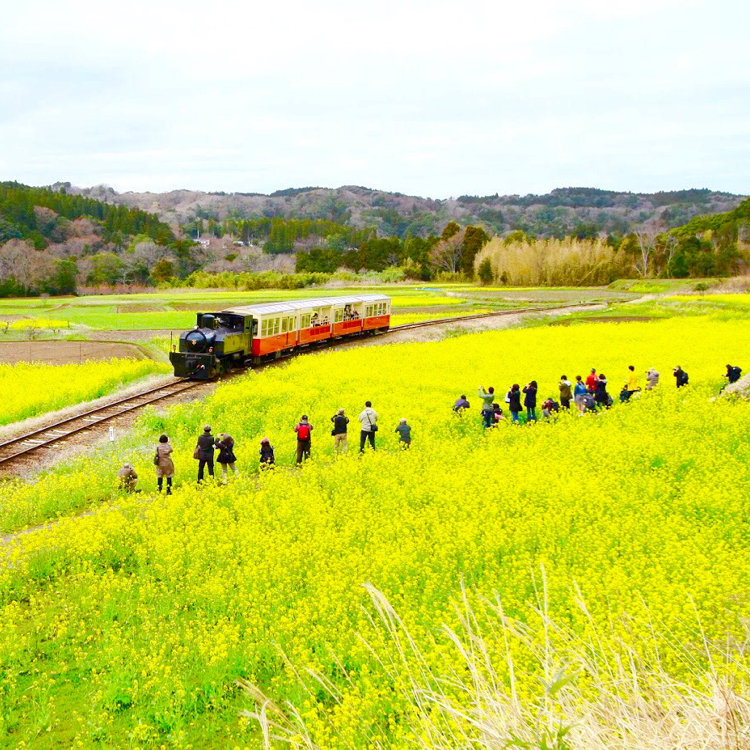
[475,237,632,286]
[241,578,750,749]
[715,274,750,293]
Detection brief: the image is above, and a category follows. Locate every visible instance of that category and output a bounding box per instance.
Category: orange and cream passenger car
[171,294,391,378]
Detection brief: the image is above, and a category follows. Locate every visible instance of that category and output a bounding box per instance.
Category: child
[395,418,412,448]
[259,437,275,468]
[492,403,504,423]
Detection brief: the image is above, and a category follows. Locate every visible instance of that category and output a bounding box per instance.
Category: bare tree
[660,234,679,274]
[633,230,658,277]
[429,229,466,274]
[0,240,56,290]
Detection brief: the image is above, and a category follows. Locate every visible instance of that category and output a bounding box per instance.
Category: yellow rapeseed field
[0,359,169,426]
[0,311,748,746]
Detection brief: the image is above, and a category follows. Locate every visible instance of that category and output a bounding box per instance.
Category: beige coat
[156,442,175,478]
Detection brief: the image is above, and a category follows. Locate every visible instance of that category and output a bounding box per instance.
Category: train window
[281,317,288,333]
[288,316,295,331]
[260,319,268,337]
[301,313,311,328]
[334,309,344,323]
[251,320,257,335]
[365,305,373,317]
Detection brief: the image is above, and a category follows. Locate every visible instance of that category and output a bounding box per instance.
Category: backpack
[731,366,742,381]
[297,423,311,440]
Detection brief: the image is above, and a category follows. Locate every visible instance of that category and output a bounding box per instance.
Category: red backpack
[297,423,311,440]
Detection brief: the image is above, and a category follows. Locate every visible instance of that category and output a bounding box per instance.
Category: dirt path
[376,303,607,345]
[0,339,155,364]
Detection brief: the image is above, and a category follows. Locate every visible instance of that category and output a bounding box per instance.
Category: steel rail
[0,380,203,467]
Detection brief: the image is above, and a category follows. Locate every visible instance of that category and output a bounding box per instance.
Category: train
[170,294,391,379]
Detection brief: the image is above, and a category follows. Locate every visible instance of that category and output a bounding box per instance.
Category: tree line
[473,198,749,285]
[0,183,191,295]
[0,182,746,297]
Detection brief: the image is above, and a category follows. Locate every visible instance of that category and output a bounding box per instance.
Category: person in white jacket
[358,401,378,453]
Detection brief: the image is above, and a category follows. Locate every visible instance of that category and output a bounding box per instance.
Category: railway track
[0,301,600,472]
[0,379,204,470]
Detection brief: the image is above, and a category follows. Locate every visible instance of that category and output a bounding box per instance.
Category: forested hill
[0,181,193,295]
[0,180,746,294]
[66,183,745,239]
[0,181,176,248]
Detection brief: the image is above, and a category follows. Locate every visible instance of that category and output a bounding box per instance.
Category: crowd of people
[118,400,412,494]
[454,363,743,427]
[119,362,742,494]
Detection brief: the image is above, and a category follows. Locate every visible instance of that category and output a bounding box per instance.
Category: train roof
[220,294,390,317]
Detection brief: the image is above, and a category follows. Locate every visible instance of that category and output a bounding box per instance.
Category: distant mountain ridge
[57,183,745,239]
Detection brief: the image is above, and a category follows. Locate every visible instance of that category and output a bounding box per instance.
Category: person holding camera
[331,408,349,454]
[358,401,378,453]
[522,381,538,421]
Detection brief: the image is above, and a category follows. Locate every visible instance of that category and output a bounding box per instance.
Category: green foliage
[0,218,23,242]
[245,217,374,254]
[477,258,494,284]
[295,247,342,273]
[461,225,490,274]
[45,259,78,295]
[665,197,749,278]
[87,253,124,286]
[0,181,175,247]
[151,258,176,283]
[441,220,461,240]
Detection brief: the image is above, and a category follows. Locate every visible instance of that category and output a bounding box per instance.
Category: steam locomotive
[170,294,391,379]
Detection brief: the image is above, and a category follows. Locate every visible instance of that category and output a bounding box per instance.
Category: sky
[1,0,748,198]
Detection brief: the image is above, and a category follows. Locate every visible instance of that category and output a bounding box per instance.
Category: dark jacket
[395,423,412,442]
[595,378,609,403]
[522,385,537,408]
[508,390,522,413]
[331,414,349,435]
[216,435,236,464]
[260,443,275,465]
[196,432,216,460]
[674,369,689,387]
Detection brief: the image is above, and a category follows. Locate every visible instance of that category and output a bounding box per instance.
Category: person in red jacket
[585,368,598,393]
[294,415,313,463]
